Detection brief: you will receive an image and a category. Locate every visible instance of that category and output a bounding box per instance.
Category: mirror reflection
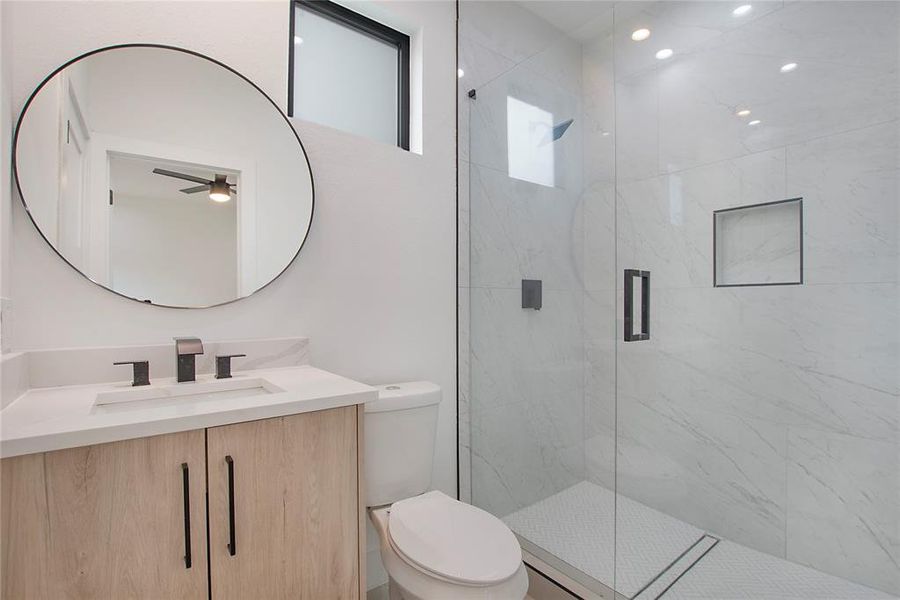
[14,45,314,307]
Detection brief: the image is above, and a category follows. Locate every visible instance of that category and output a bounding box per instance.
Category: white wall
[0,4,12,349]
[12,76,61,245]
[0,0,457,568]
[109,192,237,306]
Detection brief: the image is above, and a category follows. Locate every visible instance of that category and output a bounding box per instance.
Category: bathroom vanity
[3,41,370,600]
[1,364,375,599]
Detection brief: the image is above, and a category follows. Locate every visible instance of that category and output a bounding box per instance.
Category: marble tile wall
[460,0,898,595]
[598,1,899,595]
[458,2,593,516]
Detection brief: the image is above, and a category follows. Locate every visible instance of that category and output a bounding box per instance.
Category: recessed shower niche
[713,198,803,287]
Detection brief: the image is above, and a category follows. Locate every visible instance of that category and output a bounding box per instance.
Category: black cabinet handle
[624,269,651,342]
[181,463,192,569]
[226,455,236,556]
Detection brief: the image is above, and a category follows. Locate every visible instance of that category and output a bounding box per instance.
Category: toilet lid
[388,491,522,585]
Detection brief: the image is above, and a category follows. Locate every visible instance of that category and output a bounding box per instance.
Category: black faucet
[174,337,204,383]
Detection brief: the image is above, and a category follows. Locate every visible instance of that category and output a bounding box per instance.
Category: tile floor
[504,481,896,599]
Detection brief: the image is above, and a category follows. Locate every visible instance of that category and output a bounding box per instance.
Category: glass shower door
[613,2,899,598]
[460,1,897,598]
[459,1,618,594]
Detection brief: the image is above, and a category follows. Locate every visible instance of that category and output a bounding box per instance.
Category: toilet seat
[387,491,522,586]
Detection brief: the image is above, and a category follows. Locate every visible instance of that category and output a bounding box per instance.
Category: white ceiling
[109,155,238,203]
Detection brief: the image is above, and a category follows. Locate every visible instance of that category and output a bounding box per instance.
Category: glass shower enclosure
[458,1,899,598]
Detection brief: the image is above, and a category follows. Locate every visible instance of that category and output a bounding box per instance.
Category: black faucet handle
[215,354,247,379]
[114,361,151,387]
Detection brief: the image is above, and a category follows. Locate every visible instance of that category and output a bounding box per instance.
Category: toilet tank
[365,381,441,507]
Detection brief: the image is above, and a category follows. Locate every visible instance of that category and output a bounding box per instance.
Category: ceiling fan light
[209,180,231,202]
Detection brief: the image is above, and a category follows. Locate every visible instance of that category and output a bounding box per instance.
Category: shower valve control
[522,279,542,310]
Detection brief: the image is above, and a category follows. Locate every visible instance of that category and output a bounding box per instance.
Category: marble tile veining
[614,387,788,557]
[786,428,900,595]
[470,287,584,517]
[787,121,899,285]
[460,1,899,596]
[459,1,563,66]
[470,163,583,291]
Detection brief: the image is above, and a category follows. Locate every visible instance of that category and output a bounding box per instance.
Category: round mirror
[13,45,314,308]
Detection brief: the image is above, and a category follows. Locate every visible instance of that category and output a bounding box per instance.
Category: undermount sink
[93,377,285,413]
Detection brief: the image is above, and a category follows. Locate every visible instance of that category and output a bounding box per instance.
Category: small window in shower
[714,198,803,287]
[507,96,555,188]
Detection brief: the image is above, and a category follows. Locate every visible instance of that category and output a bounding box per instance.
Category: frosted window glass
[293,8,398,146]
[507,96,555,188]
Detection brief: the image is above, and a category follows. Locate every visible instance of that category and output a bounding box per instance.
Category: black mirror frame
[12,43,316,309]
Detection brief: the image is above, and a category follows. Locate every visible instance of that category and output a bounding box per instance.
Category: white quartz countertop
[1,365,376,458]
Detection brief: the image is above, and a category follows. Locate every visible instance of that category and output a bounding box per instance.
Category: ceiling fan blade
[180,184,211,194]
[152,168,212,185]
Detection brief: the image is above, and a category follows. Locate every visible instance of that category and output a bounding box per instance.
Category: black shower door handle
[624,269,650,341]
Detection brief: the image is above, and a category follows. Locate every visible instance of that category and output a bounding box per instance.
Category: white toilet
[366,382,529,600]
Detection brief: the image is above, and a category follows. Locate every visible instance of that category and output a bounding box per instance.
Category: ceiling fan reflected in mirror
[151,168,236,203]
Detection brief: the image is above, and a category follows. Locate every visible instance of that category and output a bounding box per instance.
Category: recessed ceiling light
[736,109,751,117]
[602,131,611,137]
[631,28,651,41]
[655,48,674,60]
[780,62,798,73]
[732,4,752,16]
[457,68,464,78]
[294,35,303,45]
[748,119,761,126]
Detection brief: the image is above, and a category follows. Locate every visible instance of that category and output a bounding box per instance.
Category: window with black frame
[289,0,410,150]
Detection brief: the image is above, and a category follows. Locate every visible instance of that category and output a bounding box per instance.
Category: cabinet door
[208,407,360,600]
[1,430,208,600]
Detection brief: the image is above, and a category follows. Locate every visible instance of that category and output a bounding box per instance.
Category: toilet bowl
[366,383,527,600]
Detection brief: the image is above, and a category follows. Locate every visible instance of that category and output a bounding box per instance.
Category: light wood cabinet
[208,407,360,600]
[0,406,364,600]
[1,430,207,599]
